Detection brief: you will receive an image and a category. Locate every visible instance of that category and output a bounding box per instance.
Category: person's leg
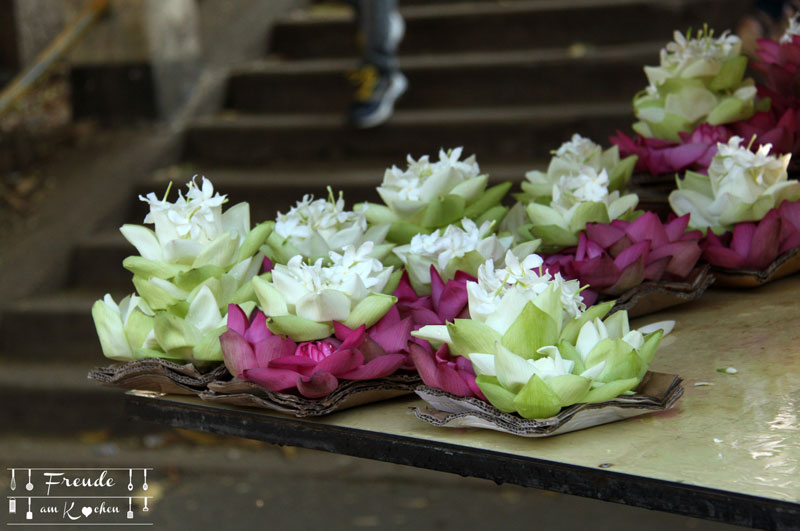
[347,0,406,128]
[359,0,401,74]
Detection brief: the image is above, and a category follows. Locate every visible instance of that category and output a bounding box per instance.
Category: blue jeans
[349,0,400,73]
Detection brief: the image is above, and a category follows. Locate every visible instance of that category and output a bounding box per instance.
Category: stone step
[0,291,107,363]
[183,103,632,166]
[226,44,659,113]
[0,362,156,434]
[269,0,745,59]
[70,164,538,292]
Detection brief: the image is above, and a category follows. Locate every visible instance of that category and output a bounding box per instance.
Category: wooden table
[126,276,800,530]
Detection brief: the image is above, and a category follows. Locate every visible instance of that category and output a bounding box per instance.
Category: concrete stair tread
[199,102,632,129]
[0,361,115,391]
[234,42,661,75]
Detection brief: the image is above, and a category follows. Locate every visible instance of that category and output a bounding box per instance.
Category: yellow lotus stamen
[747,134,758,151]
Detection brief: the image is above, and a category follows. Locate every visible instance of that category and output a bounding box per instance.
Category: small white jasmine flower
[781,14,800,43]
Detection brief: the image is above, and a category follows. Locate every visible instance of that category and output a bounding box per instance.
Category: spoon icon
[142,470,148,491]
[128,469,133,492]
[10,469,15,490]
[25,469,33,491]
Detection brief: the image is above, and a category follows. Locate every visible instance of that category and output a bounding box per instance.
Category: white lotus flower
[393,218,512,288]
[524,166,639,251]
[270,189,389,262]
[376,147,482,218]
[92,294,155,361]
[253,242,396,340]
[670,136,799,229]
[466,251,585,333]
[651,29,741,82]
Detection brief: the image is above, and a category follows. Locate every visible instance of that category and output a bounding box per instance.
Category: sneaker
[348,64,407,129]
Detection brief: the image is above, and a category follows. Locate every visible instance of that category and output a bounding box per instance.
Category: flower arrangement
[520,134,637,201]
[411,252,665,419]
[520,165,640,252]
[263,188,392,265]
[544,213,703,306]
[669,136,800,231]
[92,177,271,363]
[611,123,731,176]
[360,148,512,244]
[392,218,521,294]
[633,28,760,142]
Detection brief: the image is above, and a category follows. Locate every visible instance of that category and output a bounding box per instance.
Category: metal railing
[0,0,108,117]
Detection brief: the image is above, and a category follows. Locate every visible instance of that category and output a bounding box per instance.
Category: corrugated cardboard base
[609,265,713,318]
[711,247,800,288]
[200,374,421,417]
[88,360,226,395]
[412,371,683,437]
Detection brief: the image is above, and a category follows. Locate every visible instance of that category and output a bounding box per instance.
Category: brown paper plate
[200,374,421,417]
[88,360,227,395]
[412,371,683,437]
[607,264,714,318]
[710,247,800,288]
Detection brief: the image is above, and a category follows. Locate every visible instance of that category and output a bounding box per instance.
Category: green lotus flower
[412,252,666,419]
[360,147,512,244]
[519,134,637,202]
[92,177,269,363]
[633,28,761,141]
[669,136,800,230]
[262,187,393,265]
[521,166,639,252]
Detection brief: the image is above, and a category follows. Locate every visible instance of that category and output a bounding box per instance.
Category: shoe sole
[352,72,408,129]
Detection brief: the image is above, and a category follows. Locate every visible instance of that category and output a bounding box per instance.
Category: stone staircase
[0,0,747,433]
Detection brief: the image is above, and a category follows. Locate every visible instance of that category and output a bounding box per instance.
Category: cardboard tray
[412,371,683,437]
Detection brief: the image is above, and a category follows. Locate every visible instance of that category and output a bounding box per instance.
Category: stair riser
[0,386,158,434]
[269,1,745,59]
[1,310,100,362]
[226,59,651,113]
[183,113,630,166]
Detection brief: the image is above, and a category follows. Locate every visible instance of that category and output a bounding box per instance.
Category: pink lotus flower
[701,201,800,270]
[752,36,800,116]
[611,124,731,176]
[409,342,486,400]
[220,304,409,398]
[394,267,472,329]
[394,266,485,399]
[544,213,703,305]
[731,108,800,168]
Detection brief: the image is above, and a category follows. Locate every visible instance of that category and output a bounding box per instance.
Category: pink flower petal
[703,245,747,269]
[244,310,270,344]
[409,342,441,389]
[262,257,274,273]
[297,371,339,398]
[614,241,650,271]
[220,329,257,378]
[369,317,413,354]
[254,336,296,367]
[393,272,419,303]
[586,222,626,248]
[643,256,670,281]
[336,353,406,380]
[664,214,691,241]
[359,336,387,362]
[430,266,445,310]
[650,240,702,278]
[436,277,469,322]
[437,364,474,397]
[625,212,668,247]
[269,355,318,372]
[731,223,757,258]
[226,304,248,336]
[242,367,301,392]
[314,348,364,375]
[605,257,645,295]
[747,215,782,270]
[410,307,444,327]
[339,325,366,351]
[573,255,620,289]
